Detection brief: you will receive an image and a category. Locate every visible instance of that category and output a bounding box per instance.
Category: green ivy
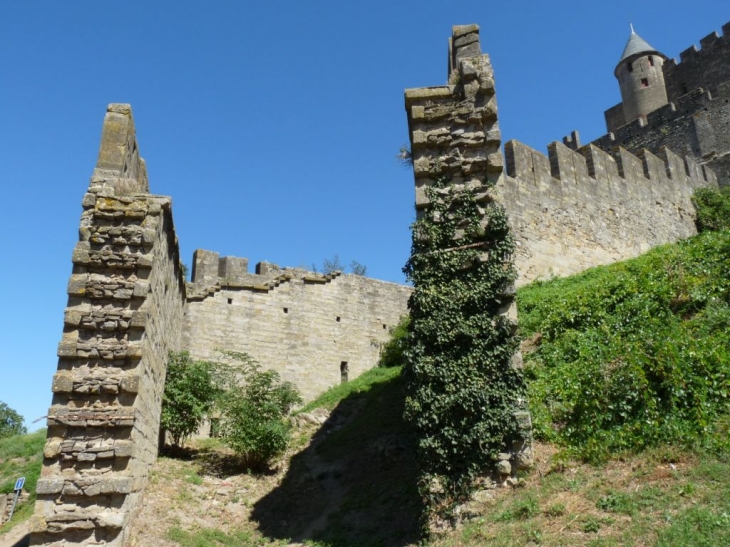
[403,176,527,526]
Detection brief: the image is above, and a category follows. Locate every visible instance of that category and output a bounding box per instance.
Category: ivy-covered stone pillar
[403,24,532,529]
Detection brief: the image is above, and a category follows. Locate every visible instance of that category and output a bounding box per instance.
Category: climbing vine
[403,176,527,528]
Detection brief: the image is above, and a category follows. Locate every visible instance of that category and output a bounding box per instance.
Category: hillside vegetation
[519,226,730,463]
[0,429,45,533]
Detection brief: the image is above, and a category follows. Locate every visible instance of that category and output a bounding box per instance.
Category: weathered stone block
[36,478,65,495]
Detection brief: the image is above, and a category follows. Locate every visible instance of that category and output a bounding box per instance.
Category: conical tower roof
[615,25,666,75]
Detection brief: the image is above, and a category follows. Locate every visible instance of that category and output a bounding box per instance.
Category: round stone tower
[615,25,669,125]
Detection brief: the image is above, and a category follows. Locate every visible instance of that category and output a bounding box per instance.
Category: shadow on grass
[251,372,423,547]
[162,442,278,479]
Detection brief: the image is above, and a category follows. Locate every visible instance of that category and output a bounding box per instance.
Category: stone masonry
[499,140,716,285]
[30,105,186,547]
[597,21,730,186]
[184,251,412,404]
[31,18,729,547]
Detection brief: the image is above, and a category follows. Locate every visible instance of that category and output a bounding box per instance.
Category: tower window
[641,78,649,88]
[649,56,654,67]
[628,62,634,73]
[340,362,349,384]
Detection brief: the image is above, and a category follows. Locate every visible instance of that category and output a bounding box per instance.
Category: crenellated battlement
[186,248,355,301]
[497,137,716,284]
[506,139,715,190]
[593,83,730,186]
[664,22,730,68]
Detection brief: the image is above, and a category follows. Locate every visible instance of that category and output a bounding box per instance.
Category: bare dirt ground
[127,442,303,547]
[0,521,29,547]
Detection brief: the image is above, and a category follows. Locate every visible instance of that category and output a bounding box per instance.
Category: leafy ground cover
[518,228,730,462]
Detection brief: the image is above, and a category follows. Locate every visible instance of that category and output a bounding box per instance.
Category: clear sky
[0,1,725,430]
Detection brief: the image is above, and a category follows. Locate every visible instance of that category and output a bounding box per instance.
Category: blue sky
[0,1,725,430]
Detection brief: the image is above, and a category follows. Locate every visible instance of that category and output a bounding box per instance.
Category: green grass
[295,365,402,414]
[0,428,46,531]
[168,526,284,546]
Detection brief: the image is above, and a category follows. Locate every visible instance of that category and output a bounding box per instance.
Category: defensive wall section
[31,19,728,546]
[599,22,730,186]
[595,85,730,187]
[499,140,716,284]
[183,250,412,404]
[406,26,718,288]
[30,105,186,546]
[664,23,730,102]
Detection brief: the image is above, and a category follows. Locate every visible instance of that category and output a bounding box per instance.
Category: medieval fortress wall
[183,251,412,403]
[407,25,718,287]
[499,140,714,284]
[598,22,730,186]
[30,19,729,547]
[31,105,411,545]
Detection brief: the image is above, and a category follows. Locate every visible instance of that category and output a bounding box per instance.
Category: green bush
[519,229,730,461]
[0,402,26,438]
[379,316,410,368]
[693,187,730,232]
[161,351,221,448]
[216,352,301,471]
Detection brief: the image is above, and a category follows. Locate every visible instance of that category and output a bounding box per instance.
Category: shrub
[379,316,410,368]
[216,352,301,471]
[161,351,220,448]
[693,187,730,233]
[0,402,26,438]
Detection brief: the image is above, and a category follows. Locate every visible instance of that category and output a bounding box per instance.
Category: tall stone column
[30,105,186,547]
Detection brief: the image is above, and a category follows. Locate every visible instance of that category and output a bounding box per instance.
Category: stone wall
[499,140,716,285]
[30,104,185,547]
[598,21,730,186]
[0,490,30,527]
[664,22,730,102]
[183,251,412,404]
[593,85,730,186]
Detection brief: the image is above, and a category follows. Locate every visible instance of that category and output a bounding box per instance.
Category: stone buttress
[30,104,186,547]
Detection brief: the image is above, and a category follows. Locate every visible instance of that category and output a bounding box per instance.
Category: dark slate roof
[618,27,660,64]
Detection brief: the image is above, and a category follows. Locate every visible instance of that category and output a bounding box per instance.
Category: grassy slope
[77,226,730,545]
[0,429,46,532]
[518,229,730,460]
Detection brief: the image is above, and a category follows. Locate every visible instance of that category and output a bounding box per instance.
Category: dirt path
[0,521,29,547]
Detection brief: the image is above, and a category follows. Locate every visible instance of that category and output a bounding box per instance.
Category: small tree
[350,260,367,276]
[161,351,220,448]
[0,402,26,438]
[215,352,301,471]
[322,254,346,274]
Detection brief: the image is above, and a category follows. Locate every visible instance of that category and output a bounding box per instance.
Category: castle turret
[613,25,669,127]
